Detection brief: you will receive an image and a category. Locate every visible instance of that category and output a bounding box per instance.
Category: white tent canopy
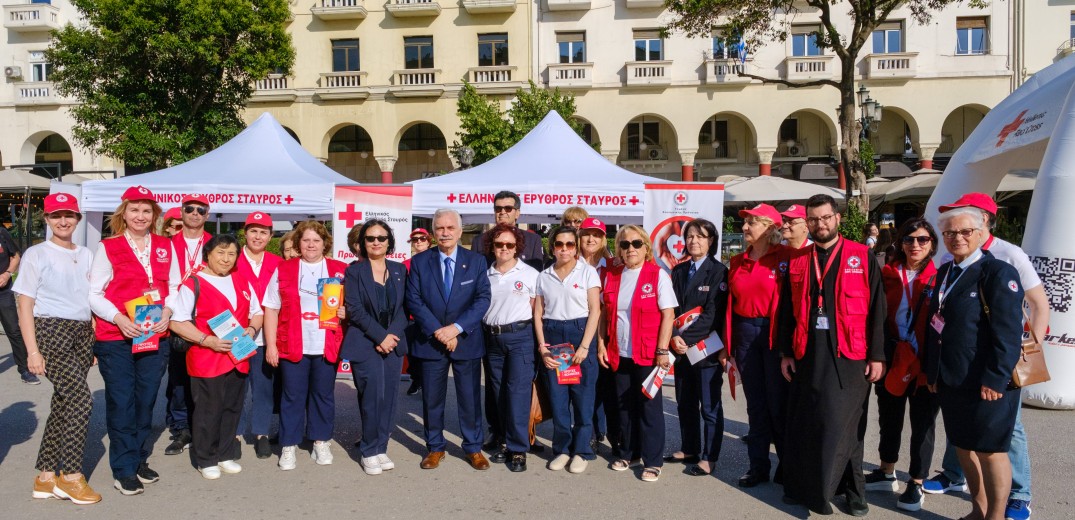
[79,113,358,221]
[407,111,666,224]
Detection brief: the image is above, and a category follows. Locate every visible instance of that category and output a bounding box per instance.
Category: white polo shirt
[536,260,601,321]
[939,235,1042,291]
[616,267,677,359]
[484,260,539,326]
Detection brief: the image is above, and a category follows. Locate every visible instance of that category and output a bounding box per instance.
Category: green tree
[664,0,986,212]
[47,0,295,170]
[453,80,593,166]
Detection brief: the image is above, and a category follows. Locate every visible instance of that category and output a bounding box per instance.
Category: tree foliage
[453,80,592,166]
[47,0,295,170]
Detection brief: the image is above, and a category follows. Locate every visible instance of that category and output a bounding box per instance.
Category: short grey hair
[937,206,985,232]
[433,208,463,228]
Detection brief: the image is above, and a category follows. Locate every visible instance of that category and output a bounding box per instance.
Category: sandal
[611,459,630,472]
[687,464,711,476]
[641,467,662,482]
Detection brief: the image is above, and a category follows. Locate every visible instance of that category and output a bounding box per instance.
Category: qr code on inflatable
[1031,256,1075,313]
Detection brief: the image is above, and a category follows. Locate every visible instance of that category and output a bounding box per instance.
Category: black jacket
[341,259,409,361]
[671,257,729,369]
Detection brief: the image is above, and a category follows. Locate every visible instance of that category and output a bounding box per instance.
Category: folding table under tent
[408,110,667,224]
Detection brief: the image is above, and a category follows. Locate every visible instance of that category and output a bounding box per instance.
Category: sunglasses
[554,241,576,250]
[494,241,517,250]
[183,205,208,216]
[619,239,646,250]
[411,236,429,242]
[364,235,389,243]
[901,236,932,245]
[169,224,183,230]
[494,205,518,214]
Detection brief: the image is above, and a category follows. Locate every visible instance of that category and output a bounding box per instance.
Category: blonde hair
[562,206,589,225]
[614,224,654,262]
[109,199,162,236]
[748,215,783,245]
[291,220,333,256]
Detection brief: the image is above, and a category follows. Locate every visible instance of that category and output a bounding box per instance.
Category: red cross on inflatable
[996,110,1028,147]
[338,203,363,228]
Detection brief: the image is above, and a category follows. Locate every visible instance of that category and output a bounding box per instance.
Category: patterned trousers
[34,318,95,473]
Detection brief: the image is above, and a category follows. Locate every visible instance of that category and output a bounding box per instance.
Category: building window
[779,118,798,144]
[627,121,660,160]
[712,28,745,60]
[791,27,822,57]
[1070,12,1074,41]
[633,30,663,61]
[478,33,509,67]
[404,36,434,69]
[399,123,446,151]
[557,32,586,64]
[331,39,360,72]
[956,17,989,55]
[29,51,53,82]
[872,22,903,53]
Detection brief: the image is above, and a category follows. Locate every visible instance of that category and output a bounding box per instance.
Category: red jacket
[235,249,282,302]
[602,261,663,371]
[724,244,788,355]
[881,260,937,356]
[275,258,347,363]
[172,231,212,282]
[184,272,254,378]
[96,234,172,341]
[786,239,871,360]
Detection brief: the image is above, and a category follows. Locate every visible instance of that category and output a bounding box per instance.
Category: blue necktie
[443,257,454,299]
[688,262,697,281]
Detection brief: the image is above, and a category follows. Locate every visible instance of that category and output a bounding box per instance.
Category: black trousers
[614,358,665,468]
[875,383,941,479]
[190,369,246,468]
[0,290,28,374]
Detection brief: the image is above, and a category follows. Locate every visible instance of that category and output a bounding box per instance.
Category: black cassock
[777,240,886,514]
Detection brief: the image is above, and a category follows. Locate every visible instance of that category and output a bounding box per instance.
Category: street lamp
[856,85,883,135]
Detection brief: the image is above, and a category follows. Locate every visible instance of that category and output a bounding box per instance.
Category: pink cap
[44,193,80,214]
[121,185,154,202]
[938,192,998,215]
[162,207,182,221]
[579,217,606,235]
[781,204,806,220]
[245,211,273,228]
[738,203,783,226]
[181,194,209,206]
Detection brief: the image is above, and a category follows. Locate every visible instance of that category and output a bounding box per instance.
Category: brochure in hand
[686,330,725,365]
[131,304,163,354]
[641,352,676,399]
[207,310,258,364]
[318,277,344,330]
[548,343,581,385]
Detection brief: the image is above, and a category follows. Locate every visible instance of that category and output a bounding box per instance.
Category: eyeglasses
[619,239,646,250]
[411,236,429,243]
[942,228,979,240]
[901,236,932,246]
[805,214,836,225]
[364,235,389,243]
[494,205,518,214]
[183,205,208,216]
[494,241,517,250]
[554,241,576,250]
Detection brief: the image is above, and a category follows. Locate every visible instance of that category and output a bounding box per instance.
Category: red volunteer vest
[275,258,347,363]
[881,260,937,351]
[787,239,871,360]
[235,249,282,302]
[96,234,173,341]
[172,231,212,281]
[602,262,662,371]
[184,272,254,378]
[724,245,788,356]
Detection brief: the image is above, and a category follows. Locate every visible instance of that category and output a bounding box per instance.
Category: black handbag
[170,276,200,354]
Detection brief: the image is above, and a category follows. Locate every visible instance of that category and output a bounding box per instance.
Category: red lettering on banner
[338,204,364,228]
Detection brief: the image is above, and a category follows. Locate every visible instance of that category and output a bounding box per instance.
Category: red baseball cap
[579,217,606,235]
[162,207,182,221]
[181,194,210,206]
[738,203,783,226]
[408,228,430,242]
[245,211,273,228]
[44,193,80,214]
[121,185,154,202]
[938,192,998,215]
[780,204,806,221]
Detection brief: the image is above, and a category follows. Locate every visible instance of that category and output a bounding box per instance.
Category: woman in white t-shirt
[598,225,677,482]
[14,193,100,505]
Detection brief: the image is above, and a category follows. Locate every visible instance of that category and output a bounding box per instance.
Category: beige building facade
[2,0,1074,186]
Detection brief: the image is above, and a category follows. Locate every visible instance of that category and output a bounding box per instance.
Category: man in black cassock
[777,194,886,516]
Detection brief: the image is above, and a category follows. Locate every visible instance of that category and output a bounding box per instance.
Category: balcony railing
[391,68,444,97]
[547,63,593,89]
[3,3,61,32]
[546,0,590,11]
[14,81,60,106]
[696,140,738,161]
[469,65,516,84]
[625,60,672,87]
[311,0,368,20]
[462,0,516,14]
[624,0,663,7]
[704,59,751,85]
[865,52,918,80]
[784,55,835,81]
[1058,38,1075,59]
[251,74,297,102]
[315,71,370,100]
[385,0,441,17]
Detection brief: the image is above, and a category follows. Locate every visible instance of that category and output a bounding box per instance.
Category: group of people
[13,187,1039,520]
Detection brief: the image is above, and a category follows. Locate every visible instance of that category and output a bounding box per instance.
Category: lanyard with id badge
[811,241,842,330]
[126,232,161,302]
[932,263,969,334]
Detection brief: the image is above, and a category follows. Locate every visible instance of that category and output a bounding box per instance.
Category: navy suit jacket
[341,259,409,362]
[405,246,491,361]
[671,257,729,368]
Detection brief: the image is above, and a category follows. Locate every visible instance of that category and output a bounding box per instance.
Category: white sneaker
[219,460,242,474]
[361,456,382,475]
[279,446,297,471]
[567,455,588,474]
[548,454,570,471]
[377,454,395,471]
[311,441,333,465]
[199,466,221,480]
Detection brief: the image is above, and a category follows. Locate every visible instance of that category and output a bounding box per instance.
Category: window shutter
[556,32,585,43]
[956,17,987,29]
[633,29,661,40]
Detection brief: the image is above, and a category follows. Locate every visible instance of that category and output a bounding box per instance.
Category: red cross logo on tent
[338,203,363,228]
[284,195,294,204]
[628,196,640,205]
[996,110,1028,148]
[674,191,688,205]
[446,193,457,203]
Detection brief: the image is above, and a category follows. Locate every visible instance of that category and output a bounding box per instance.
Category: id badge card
[930,313,945,333]
[144,287,161,303]
[816,315,830,330]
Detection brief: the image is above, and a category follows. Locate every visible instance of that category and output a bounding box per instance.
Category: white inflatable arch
[926,56,1075,409]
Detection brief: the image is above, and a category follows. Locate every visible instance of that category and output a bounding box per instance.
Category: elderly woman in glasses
[924,208,1024,520]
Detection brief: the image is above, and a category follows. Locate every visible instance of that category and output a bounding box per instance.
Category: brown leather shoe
[466,452,490,471]
[420,451,445,469]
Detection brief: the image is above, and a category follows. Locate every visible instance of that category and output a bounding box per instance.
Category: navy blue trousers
[732,315,788,475]
[165,341,191,433]
[542,318,598,459]
[93,337,169,480]
[237,346,277,437]
[420,356,483,454]
[279,355,336,447]
[483,326,536,453]
[673,360,725,463]
[614,357,666,468]
[352,353,404,458]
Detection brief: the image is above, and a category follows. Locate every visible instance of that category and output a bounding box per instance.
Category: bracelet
[199,333,209,344]
[28,351,41,358]
[655,349,670,355]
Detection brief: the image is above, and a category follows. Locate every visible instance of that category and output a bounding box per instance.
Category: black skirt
[938,382,1019,453]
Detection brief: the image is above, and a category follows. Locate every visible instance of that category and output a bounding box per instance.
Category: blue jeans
[483,326,536,454]
[542,318,598,460]
[237,346,277,437]
[941,401,1031,501]
[93,337,169,479]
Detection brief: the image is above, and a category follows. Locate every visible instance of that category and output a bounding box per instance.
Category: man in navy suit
[406,208,492,470]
